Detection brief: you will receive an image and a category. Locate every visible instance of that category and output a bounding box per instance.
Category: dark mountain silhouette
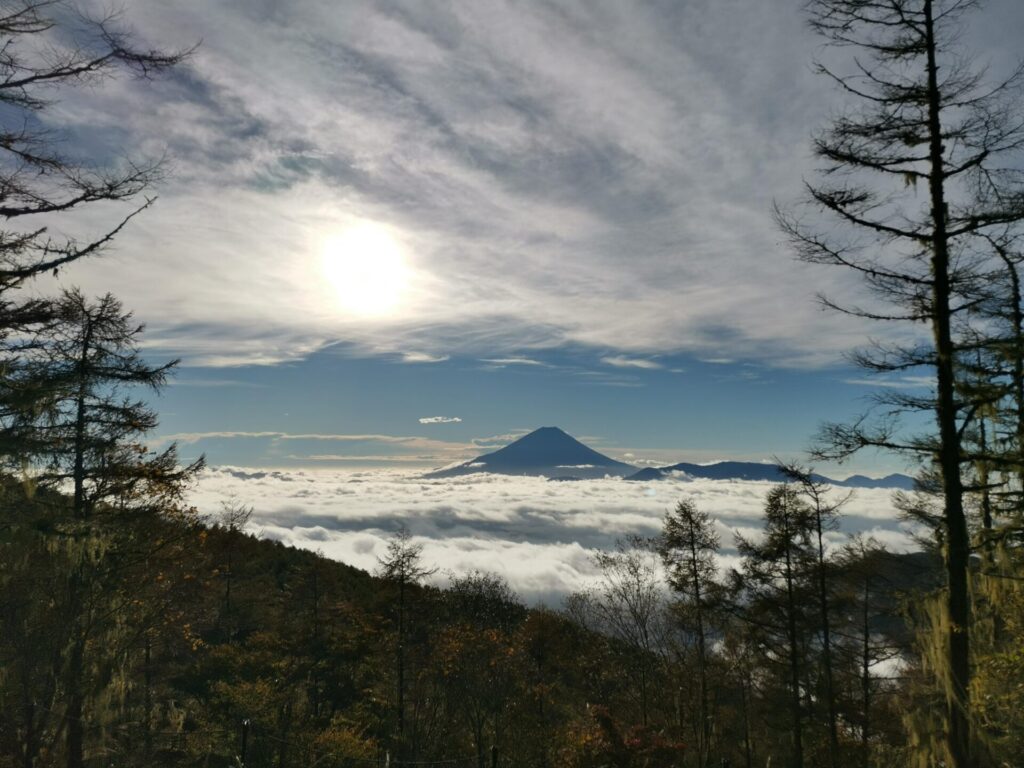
[624,461,915,490]
[424,426,636,479]
[622,467,666,482]
[839,473,917,490]
[424,427,916,488]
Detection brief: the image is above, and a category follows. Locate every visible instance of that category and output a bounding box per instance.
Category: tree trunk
[861,576,871,768]
[783,502,804,768]
[741,671,753,768]
[923,3,972,765]
[21,698,35,768]
[814,506,838,767]
[71,316,93,521]
[977,411,993,560]
[66,637,85,768]
[639,655,648,728]
[397,576,405,742]
[144,634,153,759]
[689,520,711,768]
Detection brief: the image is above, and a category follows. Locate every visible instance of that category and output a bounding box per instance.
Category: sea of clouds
[190,467,916,605]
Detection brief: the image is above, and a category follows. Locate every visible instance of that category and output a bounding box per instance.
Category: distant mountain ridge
[424,427,915,489]
[626,461,916,490]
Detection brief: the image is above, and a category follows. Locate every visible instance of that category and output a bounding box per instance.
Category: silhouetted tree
[734,485,816,768]
[0,1,191,475]
[780,463,849,767]
[0,1,191,297]
[657,499,719,767]
[4,288,202,768]
[573,538,667,729]
[15,290,201,518]
[376,526,436,750]
[777,3,1024,764]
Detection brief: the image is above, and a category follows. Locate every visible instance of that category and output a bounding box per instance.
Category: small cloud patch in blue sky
[601,355,662,370]
[481,357,548,367]
[402,353,450,364]
[419,416,462,424]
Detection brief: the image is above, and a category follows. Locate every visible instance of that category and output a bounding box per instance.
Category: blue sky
[154,344,913,475]
[37,0,1024,476]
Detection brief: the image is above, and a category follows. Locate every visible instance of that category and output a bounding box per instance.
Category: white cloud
[480,357,548,367]
[43,0,940,369]
[160,430,468,446]
[298,454,444,462]
[418,416,462,424]
[471,431,531,448]
[843,376,934,389]
[171,378,268,388]
[601,356,663,370]
[402,353,450,364]
[190,466,916,604]
[153,431,477,466]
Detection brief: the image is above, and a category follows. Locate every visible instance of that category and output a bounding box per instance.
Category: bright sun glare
[320,222,410,317]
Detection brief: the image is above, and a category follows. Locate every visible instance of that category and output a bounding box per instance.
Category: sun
[319,222,410,317]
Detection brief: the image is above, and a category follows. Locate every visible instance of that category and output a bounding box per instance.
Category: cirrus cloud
[601,355,663,370]
[48,0,1018,369]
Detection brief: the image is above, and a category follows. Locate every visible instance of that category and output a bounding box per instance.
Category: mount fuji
[424,426,635,479]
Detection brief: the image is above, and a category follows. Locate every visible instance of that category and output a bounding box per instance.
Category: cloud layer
[191,467,916,604]
[43,0,961,368]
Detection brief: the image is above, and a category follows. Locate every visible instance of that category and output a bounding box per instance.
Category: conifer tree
[0,1,190,474]
[376,526,436,752]
[778,3,1024,764]
[3,288,201,768]
[15,289,201,516]
[780,464,848,767]
[734,485,817,768]
[657,499,719,768]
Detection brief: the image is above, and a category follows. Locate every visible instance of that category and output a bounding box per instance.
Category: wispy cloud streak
[46,0,953,369]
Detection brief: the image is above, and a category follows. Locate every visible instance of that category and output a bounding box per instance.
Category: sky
[34,0,1024,477]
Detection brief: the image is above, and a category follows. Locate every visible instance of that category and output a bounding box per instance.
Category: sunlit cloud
[601,355,663,370]
[170,378,268,388]
[480,357,548,367]
[843,376,934,389]
[47,0,927,370]
[401,352,451,364]
[298,454,444,462]
[418,416,462,424]
[154,431,478,466]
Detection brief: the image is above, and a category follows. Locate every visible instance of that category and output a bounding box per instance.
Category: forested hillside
[3,476,1022,768]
